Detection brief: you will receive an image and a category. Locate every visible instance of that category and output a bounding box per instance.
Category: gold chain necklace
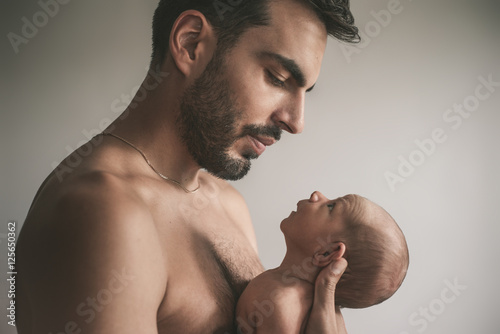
[100,132,200,194]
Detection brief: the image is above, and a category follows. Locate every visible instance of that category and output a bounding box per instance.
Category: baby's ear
[313,242,346,267]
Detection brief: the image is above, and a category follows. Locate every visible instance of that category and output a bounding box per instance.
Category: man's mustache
[239,124,282,142]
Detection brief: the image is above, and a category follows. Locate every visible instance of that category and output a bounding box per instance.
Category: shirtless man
[16,0,359,333]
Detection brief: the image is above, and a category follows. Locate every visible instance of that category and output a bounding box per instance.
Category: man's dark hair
[151,0,359,67]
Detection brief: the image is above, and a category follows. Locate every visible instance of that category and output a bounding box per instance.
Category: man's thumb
[313,258,348,306]
[330,258,348,279]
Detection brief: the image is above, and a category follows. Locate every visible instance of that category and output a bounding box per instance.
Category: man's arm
[305,259,349,334]
[18,174,166,333]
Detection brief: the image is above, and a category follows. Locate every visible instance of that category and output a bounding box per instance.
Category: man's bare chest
[149,187,264,333]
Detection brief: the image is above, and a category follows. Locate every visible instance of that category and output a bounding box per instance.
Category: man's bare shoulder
[17,170,167,332]
[25,169,167,265]
[26,168,153,229]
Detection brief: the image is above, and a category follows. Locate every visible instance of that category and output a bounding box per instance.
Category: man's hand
[305,258,348,334]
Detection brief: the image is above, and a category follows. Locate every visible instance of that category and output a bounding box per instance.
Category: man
[16,0,359,333]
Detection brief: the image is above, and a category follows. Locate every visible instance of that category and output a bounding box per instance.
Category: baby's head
[334,194,408,308]
[280,192,409,309]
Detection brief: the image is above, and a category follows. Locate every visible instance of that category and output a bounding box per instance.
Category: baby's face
[280,191,355,253]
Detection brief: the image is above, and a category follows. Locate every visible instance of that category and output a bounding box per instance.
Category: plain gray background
[1,0,499,333]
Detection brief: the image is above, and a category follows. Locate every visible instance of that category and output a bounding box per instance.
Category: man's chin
[208,156,253,181]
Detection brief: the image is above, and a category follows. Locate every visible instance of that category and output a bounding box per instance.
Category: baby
[236,191,409,334]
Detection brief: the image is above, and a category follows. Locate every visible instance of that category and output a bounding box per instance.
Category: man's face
[178,0,327,180]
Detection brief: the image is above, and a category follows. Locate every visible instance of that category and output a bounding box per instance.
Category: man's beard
[178,50,282,181]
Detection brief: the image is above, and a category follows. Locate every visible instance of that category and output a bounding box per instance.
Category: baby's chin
[280,211,295,224]
[279,218,287,232]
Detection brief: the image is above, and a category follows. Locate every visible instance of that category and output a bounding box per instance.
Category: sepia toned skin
[236,191,350,334]
[16,1,348,333]
[237,191,408,333]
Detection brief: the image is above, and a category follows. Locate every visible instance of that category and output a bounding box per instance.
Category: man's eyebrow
[257,51,316,92]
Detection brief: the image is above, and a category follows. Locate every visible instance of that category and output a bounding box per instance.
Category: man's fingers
[315,258,348,307]
[306,259,348,334]
[330,258,348,278]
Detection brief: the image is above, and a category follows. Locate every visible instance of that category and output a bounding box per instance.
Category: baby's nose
[309,191,326,202]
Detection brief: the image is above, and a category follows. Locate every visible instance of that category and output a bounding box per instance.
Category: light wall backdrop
[2,1,499,333]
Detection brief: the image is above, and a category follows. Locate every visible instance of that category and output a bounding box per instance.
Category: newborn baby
[236,191,409,333]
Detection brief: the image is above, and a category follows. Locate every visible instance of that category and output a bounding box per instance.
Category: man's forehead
[264,0,327,49]
[241,0,327,86]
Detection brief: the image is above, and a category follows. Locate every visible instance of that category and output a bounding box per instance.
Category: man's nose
[271,92,305,134]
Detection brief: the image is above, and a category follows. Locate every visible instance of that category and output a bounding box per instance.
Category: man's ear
[312,242,346,267]
[169,10,217,77]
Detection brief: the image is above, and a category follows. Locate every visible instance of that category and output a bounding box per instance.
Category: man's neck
[104,68,202,191]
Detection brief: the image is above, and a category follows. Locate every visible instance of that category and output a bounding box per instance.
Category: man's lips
[248,135,276,155]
